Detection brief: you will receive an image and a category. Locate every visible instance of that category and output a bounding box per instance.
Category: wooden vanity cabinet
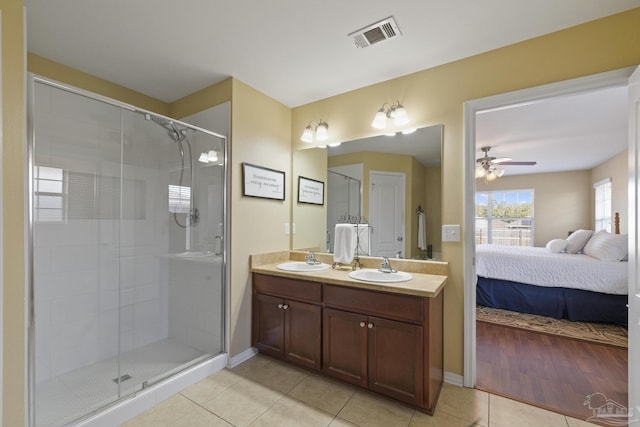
[252,273,444,414]
[252,274,322,370]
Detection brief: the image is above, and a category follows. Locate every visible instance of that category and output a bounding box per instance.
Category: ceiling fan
[475,146,537,181]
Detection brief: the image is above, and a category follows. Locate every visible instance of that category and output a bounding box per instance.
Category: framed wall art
[298,176,324,205]
[242,162,285,201]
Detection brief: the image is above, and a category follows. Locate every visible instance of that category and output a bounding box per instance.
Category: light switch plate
[284,223,290,235]
[442,224,461,242]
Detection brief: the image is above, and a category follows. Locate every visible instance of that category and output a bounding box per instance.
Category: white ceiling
[24,1,637,174]
[24,0,640,108]
[475,85,629,176]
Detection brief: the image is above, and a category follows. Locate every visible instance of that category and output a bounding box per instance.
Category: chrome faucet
[305,251,320,265]
[379,257,397,273]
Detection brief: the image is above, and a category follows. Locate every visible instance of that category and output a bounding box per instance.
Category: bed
[476,215,628,326]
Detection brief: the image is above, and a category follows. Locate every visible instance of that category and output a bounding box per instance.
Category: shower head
[146,114,187,142]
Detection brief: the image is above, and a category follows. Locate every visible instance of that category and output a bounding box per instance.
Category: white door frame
[627,65,640,425]
[463,67,636,388]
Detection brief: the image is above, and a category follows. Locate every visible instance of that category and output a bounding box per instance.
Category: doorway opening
[463,67,635,420]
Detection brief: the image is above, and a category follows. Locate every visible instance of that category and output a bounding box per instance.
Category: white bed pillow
[565,229,593,254]
[545,239,567,253]
[583,230,628,262]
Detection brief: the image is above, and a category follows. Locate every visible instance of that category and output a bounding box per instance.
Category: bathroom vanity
[250,251,448,414]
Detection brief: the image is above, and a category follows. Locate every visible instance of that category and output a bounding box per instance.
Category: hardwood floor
[476,320,628,422]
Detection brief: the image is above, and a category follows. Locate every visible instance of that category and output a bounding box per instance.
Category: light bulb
[475,167,486,178]
[371,110,387,129]
[486,171,497,181]
[301,125,314,143]
[494,168,505,178]
[393,104,409,126]
[315,121,329,141]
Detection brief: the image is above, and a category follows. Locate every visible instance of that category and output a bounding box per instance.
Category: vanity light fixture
[371,101,410,130]
[301,120,329,143]
[198,149,219,164]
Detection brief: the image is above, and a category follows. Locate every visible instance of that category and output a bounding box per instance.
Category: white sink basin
[349,268,413,283]
[277,261,331,272]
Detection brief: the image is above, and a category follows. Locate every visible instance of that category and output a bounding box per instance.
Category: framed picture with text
[297,176,324,205]
[242,162,285,201]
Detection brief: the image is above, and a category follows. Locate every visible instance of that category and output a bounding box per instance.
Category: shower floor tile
[35,338,210,427]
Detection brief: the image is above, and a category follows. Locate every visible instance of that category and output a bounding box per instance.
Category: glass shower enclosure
[28,76,227,427]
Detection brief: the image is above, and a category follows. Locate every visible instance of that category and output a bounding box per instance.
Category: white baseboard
[227,347,258,368]
[444,371,464,387]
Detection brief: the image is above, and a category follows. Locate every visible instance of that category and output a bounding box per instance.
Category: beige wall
[591,150,628,233]
[292,148,328,251]
[4,5,640,422]
[291,8,640,376]
[228,79,291,356]
[410,158,427,258]
[476,170,592,246]
[3,2,26,425]
[425,166,442,256]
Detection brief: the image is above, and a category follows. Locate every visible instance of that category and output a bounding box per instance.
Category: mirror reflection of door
[370,171,405,257]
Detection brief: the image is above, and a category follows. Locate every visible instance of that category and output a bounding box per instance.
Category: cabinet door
[322,308,368,387]
[253,293,284,358]
[368,316,424,406]
[284,300,322,370]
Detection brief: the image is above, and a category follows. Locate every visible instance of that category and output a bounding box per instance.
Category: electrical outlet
[442,224,461,242]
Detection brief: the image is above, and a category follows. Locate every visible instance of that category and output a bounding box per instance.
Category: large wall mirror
[292,124,443,260]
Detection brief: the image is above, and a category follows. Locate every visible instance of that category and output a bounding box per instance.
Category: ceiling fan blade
[491,157,512,163]
[497,161,537,166]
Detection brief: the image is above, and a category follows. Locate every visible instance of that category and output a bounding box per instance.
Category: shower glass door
[30,77,227,427]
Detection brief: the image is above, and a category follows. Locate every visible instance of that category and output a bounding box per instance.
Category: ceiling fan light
[486,171,497,181]
[494,167,505,177]
[301,125,314,143]
[372,110,387,129]
[315,121,329,141]
[475,167,486,178]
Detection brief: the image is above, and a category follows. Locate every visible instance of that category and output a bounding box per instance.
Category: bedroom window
[594,178,612,232]
[475,189,534,246]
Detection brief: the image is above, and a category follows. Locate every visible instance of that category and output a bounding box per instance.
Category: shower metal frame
[26,73,230,427]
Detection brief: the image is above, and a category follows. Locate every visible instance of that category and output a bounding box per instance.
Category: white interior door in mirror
[369,171,405,257]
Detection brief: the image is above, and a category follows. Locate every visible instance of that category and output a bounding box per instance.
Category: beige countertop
[250,251,448,298]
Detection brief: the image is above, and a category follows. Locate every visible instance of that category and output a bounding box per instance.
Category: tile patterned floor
[121,354,601,427]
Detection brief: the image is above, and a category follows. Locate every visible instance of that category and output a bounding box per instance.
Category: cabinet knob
[283,304,289,310]
[278,303,283,309]
[359,321,366,327]
[367,323,374,329]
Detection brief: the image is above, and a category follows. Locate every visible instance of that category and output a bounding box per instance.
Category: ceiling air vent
[349,16,402,49]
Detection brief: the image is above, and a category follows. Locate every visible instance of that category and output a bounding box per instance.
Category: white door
[369,171,405,257]
[628,65,640,426]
